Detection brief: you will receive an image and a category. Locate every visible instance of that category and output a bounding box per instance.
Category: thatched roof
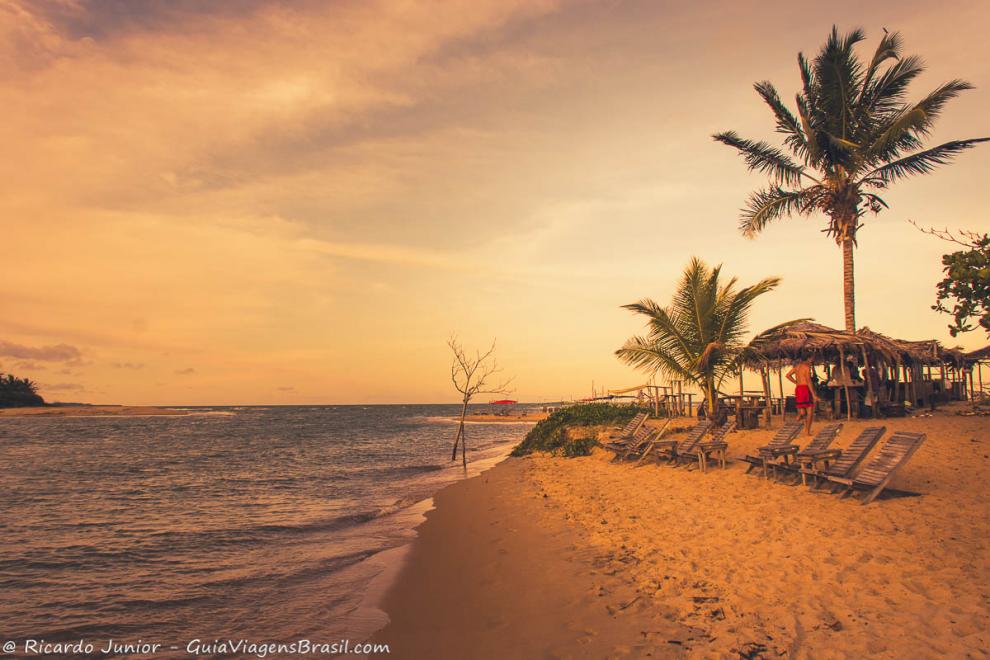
[741,320,966,369]
[965,345,990,363]
[741,321,878,368]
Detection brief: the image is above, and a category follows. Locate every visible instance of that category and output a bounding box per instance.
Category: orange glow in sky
[2,1,988,404]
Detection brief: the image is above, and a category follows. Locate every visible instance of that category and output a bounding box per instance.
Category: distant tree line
[0,373,45,407]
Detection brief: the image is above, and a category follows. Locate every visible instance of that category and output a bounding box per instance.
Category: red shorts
[795,385,814,409]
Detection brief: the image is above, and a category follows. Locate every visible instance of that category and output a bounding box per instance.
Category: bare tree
[448,336,513,468]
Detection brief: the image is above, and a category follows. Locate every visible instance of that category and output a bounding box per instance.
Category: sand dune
[376,406,989,658]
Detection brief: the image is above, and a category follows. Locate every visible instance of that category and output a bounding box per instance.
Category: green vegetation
[932,231,990,337]
[0,373,45,408]
[616,258,779,415]
[714,26,988,332]
[511,403,638,457]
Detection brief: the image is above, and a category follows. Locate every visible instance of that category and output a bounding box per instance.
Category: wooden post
[940,363,947,401]
[777,367,785,417]
[838,344,852,420]
[762,366,772,428]
[737,367,744,425]
[979,362,984,396]
[897,361,904,404]
[860,345,877,418]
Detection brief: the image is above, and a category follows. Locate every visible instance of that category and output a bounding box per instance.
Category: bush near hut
[511,403,639,457]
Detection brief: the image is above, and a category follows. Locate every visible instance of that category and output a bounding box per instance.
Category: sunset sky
[2,0,988,405]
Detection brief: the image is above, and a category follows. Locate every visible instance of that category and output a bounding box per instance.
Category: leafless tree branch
[909,219,984,247]
[447,335,515,467]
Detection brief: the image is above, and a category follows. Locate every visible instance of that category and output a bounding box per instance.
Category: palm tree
[714,26,989,332]
[616,258,779,415]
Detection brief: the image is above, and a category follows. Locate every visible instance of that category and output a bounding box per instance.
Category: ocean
[0,405,531,656]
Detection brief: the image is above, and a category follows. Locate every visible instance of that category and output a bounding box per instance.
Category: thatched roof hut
[742,320,968,369]
[965,345,990,363]
[740,321,892,369]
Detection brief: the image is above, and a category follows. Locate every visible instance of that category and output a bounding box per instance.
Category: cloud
[12,361,47,371]
[0,340,82,362]
[41,382,86,392]
[174,367,196,375]
[276,386,295,392]
[111,361,145,369]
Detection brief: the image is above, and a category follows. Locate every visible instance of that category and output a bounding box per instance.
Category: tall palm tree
[616,258,779,415]
[714,26,989,332]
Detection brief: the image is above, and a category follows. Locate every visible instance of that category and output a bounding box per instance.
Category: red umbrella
[488,399,518,405]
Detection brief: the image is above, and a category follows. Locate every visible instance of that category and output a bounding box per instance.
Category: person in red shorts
[786,356,817,435]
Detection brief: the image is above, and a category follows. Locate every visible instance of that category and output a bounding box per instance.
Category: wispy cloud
[0,340,82,362]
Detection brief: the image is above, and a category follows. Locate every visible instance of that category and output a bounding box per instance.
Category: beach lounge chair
[604,423,656,460]
[687,420,737,472]
[806,426,886,491]
[646,420,712,465]
[780,423,843,485]
[825,431,925,504]
[741,421,803,478]
[620,418,671,462]
[607,411,649,441]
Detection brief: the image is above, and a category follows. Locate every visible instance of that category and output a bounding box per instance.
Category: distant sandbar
[0,405,186,418]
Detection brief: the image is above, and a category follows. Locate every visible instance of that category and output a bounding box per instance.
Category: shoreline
[0,405,188,418]
[372,407,989,658]
[349,442,523,644]
[371,455,688,658]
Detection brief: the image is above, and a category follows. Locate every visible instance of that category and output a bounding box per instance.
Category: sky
[1,0,988,405]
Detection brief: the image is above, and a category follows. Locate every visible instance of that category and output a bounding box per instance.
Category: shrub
[510,403,640,457]
[560,436,598,458]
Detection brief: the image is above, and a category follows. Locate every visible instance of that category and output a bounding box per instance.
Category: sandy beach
[0,405,186,417]
[376,406,989,658]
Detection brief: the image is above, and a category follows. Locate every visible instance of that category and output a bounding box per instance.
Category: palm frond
[615,336,696,384]
[739,186,816,237]
[862,28,902,91]
[753,81,809,159]
[859,54,924,116]
[863,138,990,186]
[910,79,976,136]
[814,26,866,140]
[713,131,806,186]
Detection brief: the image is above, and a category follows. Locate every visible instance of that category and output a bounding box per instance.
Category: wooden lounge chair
[782,423,843,485]
[806,426,886,491]
[620,418,672,462]
[688,420,737,472]
[646,420,712,465]
[604,423,656,460]
[607,411,649,441]
[826,431,925,504]
[741,421,803,478]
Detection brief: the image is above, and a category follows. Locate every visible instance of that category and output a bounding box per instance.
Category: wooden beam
[838,344,852,420]
[762,366,772,428]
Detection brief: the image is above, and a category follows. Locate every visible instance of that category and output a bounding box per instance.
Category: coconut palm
[714,26,989,332]
[616,258,779,415]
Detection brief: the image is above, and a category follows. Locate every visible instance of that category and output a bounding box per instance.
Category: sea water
[0,405,529,654]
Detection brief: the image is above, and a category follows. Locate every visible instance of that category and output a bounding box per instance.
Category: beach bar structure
[965,346,990,398]
[738,321,976,424]
[606,382,694,418]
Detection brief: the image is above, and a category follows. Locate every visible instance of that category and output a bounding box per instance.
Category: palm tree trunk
[842,236,856,332]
